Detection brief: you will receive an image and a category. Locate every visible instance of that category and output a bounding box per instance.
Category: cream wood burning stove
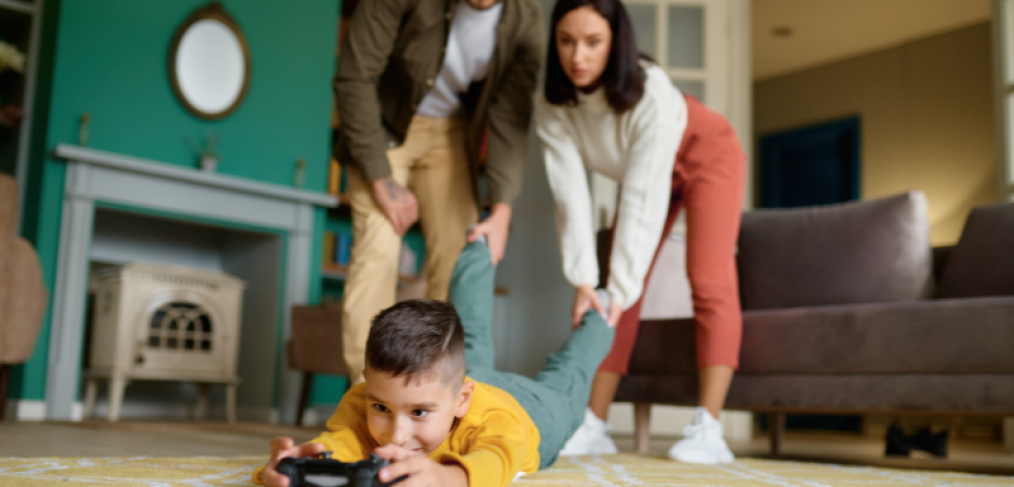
[83,263,246,422]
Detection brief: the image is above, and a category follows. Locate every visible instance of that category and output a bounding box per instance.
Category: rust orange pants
[599,95,745,374]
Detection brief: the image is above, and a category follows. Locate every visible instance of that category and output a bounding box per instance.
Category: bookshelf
[321,263,419,286]
[322,159,426,302]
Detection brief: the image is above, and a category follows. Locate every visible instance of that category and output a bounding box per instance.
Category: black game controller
[276,451,406,487]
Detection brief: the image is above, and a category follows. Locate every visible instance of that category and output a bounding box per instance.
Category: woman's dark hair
[544,0,646,114]
[365,299,466,386]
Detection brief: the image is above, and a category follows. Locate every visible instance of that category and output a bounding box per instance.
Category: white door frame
[993,0,1014,202]
[591,0,752,230]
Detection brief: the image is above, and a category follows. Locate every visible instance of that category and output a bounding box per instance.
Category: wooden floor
[1,420,1012,474]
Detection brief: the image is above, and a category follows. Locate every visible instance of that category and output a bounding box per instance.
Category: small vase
[200,155,218,173]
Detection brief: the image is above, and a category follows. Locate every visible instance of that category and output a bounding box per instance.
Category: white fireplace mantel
[46,143,336,421]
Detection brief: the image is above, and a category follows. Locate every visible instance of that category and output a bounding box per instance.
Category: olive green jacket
[333,0,543,207]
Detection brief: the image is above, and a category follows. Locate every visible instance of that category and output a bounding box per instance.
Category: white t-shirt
[416,0,504,118]
[536,64,689,310]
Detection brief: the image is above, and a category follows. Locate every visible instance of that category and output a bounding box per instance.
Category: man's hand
[571,285,622,329]
[261,437,326,487]
[371,177,419,236]
[467,203,512,265]
[374,444,468,487]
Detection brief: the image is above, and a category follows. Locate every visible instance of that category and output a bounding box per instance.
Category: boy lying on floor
[253,240,615,487]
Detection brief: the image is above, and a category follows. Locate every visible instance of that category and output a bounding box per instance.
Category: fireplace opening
[83,207,284,422]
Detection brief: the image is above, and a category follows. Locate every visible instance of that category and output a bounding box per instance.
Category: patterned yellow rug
[0,454,1011,486]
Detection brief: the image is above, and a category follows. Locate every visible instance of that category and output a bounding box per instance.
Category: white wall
[494,128,576,378]
[755,23,997,245]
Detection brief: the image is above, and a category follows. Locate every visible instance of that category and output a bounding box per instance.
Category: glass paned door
[627,3,658,59]
[590,0,746,230]
[667,6,704,69]
[621,0,728,111]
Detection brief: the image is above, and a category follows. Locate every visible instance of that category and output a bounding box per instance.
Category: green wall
[14,0,337,402]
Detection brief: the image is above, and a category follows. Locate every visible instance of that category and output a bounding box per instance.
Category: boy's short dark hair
[365,299,466,387]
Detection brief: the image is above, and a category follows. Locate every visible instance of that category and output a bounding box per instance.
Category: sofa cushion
[627,296,1014,375]
[936,202,1014,299]
[737,192,934,310]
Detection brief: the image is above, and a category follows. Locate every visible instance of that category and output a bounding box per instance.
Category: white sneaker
[667,407,735,464]
[559,408,619,456]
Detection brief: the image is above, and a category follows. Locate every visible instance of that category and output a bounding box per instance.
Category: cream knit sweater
[536,64,688,310]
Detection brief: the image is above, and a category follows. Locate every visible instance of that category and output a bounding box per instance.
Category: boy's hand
[374,444,468,487]
[261,437,326,487]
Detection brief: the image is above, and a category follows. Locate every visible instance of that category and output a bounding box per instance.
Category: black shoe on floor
[884,422,948,458]
[885,423,911,456]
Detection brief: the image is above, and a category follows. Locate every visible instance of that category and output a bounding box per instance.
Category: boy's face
[363,366,473,455]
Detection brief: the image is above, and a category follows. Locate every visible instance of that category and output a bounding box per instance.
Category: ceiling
[753,0,992,80]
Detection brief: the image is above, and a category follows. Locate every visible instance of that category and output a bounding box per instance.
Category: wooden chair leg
[0,364,10,422]
[296,372,313,426]
[1003,417,1014,453]
[769,413,786,456]
[634,402,651,454]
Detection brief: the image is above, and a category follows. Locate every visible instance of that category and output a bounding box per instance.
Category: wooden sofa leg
[296,372,313,426]
[0,364,9,422]
[769,413,785,456]
[1004,417,1014,453]
[634,402,651,454]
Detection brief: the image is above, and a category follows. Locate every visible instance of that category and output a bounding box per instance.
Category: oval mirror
[169,2,251,120]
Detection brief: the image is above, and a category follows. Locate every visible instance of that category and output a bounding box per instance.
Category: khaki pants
[342,116,479,384]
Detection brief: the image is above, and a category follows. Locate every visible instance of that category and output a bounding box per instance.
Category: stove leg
[225,384,237,424]
[108,375,128,422]
[194,383,210,420]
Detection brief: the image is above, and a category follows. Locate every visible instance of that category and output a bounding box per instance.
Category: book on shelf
[321,232,421,282]
[328,159,342,196]
[336,233,352,267]
[322,231,336,267]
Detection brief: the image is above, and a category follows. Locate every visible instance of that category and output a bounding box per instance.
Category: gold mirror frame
[168,2,252,120]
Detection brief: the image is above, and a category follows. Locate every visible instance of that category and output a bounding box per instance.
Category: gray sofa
[613,192,1014,454]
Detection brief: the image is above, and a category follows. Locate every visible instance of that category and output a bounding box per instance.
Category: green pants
[449,241,615,469]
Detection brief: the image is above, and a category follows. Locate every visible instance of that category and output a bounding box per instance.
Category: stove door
[134,291,232,378]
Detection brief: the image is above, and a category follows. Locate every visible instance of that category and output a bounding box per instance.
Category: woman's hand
[572,285,622,329]
[467,203,512,265]
[261,437,326,487]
